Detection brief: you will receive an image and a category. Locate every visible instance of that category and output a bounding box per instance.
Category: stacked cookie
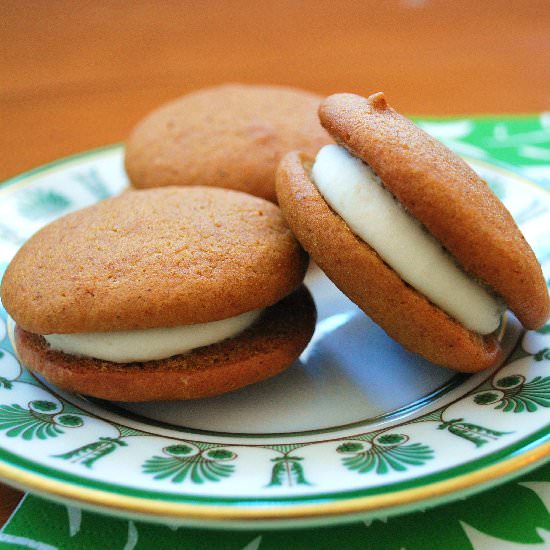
[276,92,549,372]
[1,188,316,401]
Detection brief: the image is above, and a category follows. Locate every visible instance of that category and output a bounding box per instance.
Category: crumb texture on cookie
[15,286,316,401]
[125,83,332,202]
[318,92,550,329]
[1,187,308,334]
[276,152,502,373]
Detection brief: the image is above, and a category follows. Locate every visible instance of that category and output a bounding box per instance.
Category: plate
[0,146,549,529]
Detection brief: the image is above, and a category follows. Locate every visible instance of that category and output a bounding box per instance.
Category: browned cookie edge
[276,151,502,372]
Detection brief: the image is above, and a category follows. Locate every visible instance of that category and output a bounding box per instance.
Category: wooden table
[1,0,549,526]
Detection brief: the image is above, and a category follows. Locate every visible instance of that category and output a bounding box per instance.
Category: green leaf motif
[55,437,128,468]
[74,168,111,199]
[0,377,13,390]
[57,414,84,427]
[438,418,511,447]
[473,391,500,405]
[536,324,550,334]
[268,456,310,487]
[32,400,57,412]
[142,444,236,484]
[0,401,83,440]
[534,348,550,361]
[17,189,71,219]
[337,434,434,475]
[337,442,363,453]
[473,374,550,412]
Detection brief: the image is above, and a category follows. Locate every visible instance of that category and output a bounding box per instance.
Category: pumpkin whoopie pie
[276,92,549,372]
[1,187,315,401]
[125,83,332,203]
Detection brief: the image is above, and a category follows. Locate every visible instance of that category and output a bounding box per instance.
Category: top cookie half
[318,92,549,330]
[125,84,332,203]
[1,187,308,334]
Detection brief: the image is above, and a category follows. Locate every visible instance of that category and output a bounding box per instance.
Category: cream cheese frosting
[311,144,504,334]
[44,309,262,363]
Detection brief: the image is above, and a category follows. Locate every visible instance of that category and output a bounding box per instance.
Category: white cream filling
[44,309,263,363]
[311,144,504,334]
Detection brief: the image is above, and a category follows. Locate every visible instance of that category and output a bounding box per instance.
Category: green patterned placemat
[1,115,549,549]
[0,460,549,549]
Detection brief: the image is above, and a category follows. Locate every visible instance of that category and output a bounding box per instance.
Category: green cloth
[1,116,549,549]
[0,461,549,549]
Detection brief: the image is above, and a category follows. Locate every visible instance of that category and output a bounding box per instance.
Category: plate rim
[0,441,548,525]
[0,145,549,526]
[0,143,123,195]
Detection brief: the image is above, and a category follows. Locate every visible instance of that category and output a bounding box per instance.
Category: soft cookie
[125,83,332,202]
[276,92,549,372]
[1,187,316,400]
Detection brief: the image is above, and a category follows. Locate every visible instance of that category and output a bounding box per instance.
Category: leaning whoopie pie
[125,83,332,203]
[276,92,549,372]
[1,187,315,401]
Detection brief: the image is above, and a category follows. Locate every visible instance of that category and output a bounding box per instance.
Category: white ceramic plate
[0,147,548,529]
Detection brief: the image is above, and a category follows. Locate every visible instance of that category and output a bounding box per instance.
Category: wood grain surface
[0,0,549,526]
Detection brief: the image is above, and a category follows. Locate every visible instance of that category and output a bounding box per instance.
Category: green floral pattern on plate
[337,434,434,475]
[267,445,312,487]
[473,374,550,412]
[142,444,237,484]
[0,401,83,440]
[16,189,71,219]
